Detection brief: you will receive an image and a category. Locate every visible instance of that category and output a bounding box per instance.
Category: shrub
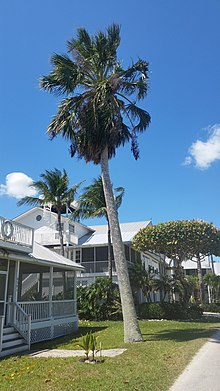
[77,277,122,321]
[138,302,202,320]
[201,303,220,313]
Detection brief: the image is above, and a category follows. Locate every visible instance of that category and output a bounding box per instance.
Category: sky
[0,0,220,228]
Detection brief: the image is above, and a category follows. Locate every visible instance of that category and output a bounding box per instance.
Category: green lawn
[0,318,219,391]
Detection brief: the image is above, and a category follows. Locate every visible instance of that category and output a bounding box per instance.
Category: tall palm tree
[74,176,124,280]
[39,24,151,342]
[18,168,81,256]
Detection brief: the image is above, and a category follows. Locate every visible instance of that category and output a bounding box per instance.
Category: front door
[0,259,9,319]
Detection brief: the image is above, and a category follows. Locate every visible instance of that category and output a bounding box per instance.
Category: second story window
[69,224,75,233]
[75,250,81,263]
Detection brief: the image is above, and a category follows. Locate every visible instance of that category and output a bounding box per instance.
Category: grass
[0,318,219,391]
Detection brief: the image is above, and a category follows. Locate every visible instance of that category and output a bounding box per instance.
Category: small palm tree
[129,261,156,303]
[74,176,124,280]
[154,275,174,302]
[18,168,81,256]
[40,24,151,342]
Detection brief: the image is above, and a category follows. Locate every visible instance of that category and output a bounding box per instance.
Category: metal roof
[7,241,84,271]
[31,242,84,270]
[78,221,151,247]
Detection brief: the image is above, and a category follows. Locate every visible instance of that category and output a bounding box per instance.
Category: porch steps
[0,326,29,358]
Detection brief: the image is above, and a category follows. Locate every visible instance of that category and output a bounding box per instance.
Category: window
[124,245,130,262]
[82,248,94,263]
[75,250,81,263]
[96,246,108,261]
[131,248,137,263]
[69,224,75,233]
[36,214,42,221]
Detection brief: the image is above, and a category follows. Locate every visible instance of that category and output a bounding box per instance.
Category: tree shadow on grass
[32,325,107,350]
[142,327,220,343]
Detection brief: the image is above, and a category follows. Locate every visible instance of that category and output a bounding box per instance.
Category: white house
[14,207,165,297]
[0,215,83,357]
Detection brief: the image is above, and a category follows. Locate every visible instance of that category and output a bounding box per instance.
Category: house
[0,215,83,357]
[14,207,165,300]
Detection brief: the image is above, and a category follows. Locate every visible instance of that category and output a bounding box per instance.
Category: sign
[1,220,14,240]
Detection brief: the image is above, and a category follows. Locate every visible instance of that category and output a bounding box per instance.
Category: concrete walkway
[29,348,127,358]
[169,327,220,391]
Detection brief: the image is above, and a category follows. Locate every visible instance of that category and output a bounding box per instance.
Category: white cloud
[0,172,37,199]
[184,124,220,170]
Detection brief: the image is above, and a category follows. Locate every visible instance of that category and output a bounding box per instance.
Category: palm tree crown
[18,168,81,256]
[74,176,124,221]
[18,168,79,211]
[40,24,151,163]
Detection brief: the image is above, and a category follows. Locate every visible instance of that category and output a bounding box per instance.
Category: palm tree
[154,275,174,302]
[18,168,81,256]
[74,176,124,280]
[129,261,155,303]
[39,24,151,342]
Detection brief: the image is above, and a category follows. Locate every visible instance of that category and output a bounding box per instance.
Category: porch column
[49,266,53,318]
[12,260,20,324]
[73,271,77,316]
[13,260,20,302]
[49,266,54,339]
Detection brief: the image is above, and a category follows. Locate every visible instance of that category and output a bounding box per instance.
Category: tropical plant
[77,332,98,361]
[18,168,81,256]
[204,274,220,303]
[129,260,155,303]
[133,220,220,304]
[185,275,200,303]
[153,274,174,302]
[77,277,122,321]
[40,24,151,342]
[74,176,124,280]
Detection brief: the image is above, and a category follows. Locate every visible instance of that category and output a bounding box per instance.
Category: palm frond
[40,54,79,95]
[126,104,151,131]
[67,27,92,57]
[17,196,44,207]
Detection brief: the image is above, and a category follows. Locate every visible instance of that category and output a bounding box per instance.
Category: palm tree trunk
[100,147,142,343]
[107,219,113,281]
[57,210,66,296]
[57,210,64,257]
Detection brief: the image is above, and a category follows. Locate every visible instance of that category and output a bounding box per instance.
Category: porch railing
[0,316,4,352]
[0,216,33,250]
[17,300,76,322]
[8,302,31,349]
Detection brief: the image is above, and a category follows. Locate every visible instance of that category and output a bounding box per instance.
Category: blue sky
[1,0,220,228]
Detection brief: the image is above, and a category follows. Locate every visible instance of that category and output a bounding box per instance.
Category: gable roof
[13,206,94,232]
[78,221,151,247]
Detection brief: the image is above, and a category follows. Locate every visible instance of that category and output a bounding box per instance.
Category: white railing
[8,302,31,349]
[0,217,33,250]
[19,301,50,321]
[17,300,76,322]
[0,316,4,352]
[34,229,78,246]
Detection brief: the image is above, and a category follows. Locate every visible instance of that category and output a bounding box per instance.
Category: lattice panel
[31,327,52,343]
[53,322,75,338]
